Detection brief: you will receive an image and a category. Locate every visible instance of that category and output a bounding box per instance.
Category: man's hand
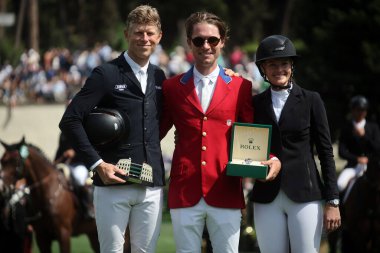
[95,161,127,185]
[63,149,76,159]
[357,156,368,165]
[224,68,240,77]
[55,148,76,165]
[261,158,281,182]
[354,127,365,137]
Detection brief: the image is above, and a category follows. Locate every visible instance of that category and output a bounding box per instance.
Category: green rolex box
[226,123,272,179]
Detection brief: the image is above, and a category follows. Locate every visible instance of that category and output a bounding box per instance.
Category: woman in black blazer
[250,35,341,253]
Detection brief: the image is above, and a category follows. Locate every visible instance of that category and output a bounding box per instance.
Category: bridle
[1,145,55,206]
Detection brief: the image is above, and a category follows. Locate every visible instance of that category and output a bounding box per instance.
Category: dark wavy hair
[185,11,229,41]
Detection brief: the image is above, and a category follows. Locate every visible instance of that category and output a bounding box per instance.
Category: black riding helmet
[350,95,369,110]
[255,35,298,79]
[84,107,130,150]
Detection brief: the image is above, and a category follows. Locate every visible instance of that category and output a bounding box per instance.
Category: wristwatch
[326,199,340,207]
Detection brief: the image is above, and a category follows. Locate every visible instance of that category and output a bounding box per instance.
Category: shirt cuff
[270,156,279,161]
[90,159,103,171]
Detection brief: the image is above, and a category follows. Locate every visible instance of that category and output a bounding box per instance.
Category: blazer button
[203,116,208,121]
[201,161,206,166]
[202,146,206,151]
[202,132,207,136]
[144,127,147,131]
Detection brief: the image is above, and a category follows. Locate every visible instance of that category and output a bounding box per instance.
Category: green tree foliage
[291,0,380,139]
[2,0,121,51]
[1,0,379,135]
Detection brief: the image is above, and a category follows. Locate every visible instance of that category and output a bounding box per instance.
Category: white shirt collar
[270,83,292,122]
[124,51,149,75]
[271,88,289,99]
[353,119,366,129]
[193,65,220,85]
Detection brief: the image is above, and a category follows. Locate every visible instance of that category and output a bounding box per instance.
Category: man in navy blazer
[59,5,165,253]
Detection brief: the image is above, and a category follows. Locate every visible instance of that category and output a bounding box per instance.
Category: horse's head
[0,137,28,190]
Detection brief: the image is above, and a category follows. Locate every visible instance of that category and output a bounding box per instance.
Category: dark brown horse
[0,137,100,253]
[0,177,33,253]
[340,154,380,253]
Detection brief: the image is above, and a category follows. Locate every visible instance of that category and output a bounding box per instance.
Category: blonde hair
[126,5,161,32]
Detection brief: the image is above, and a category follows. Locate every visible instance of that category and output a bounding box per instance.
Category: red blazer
[160,66,254,209]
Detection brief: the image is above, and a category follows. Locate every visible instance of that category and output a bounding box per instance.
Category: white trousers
[71,164,88,186]
[253,190,323,253]
[94,184,163,253]
[337,164,367,192]
[170,198,241,253]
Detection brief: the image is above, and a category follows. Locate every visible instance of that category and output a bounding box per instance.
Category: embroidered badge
[226,119,232,126]
[114,84,128,91]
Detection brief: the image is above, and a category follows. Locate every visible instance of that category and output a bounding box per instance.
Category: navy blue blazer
[59,53,166,186]
[251,84,339,203]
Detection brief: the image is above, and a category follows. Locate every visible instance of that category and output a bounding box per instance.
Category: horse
[0,137,100,253]
[0,177,33,253]
[339,154,380,253]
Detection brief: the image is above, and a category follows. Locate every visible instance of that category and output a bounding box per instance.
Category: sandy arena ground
[0,104,175,161]
[0,104,343,169]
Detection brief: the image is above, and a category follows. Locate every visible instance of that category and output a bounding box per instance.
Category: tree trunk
[29,0,39,51]
[15,0,26,49]
[0,0,6,39]
[282,0,296,35]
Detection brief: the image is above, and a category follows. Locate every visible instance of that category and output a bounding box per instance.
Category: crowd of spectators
[0,43,264,106]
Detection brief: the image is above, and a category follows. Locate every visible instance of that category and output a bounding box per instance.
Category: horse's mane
[26,143,52,164]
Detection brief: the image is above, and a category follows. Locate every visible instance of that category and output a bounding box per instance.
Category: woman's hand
[324,205,341,233]
[261,158,281,182]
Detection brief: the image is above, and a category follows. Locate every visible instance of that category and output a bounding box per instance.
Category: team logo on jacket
[114,84,128,91]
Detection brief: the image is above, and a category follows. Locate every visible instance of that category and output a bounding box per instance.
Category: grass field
[31,218,334,253]
[32,220,176,253]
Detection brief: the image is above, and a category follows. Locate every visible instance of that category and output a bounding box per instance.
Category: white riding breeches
[71,164,88,186]
[170,198,241,253]
[94,184,163,253]
[253,190,323,253]
[337,164,367,192]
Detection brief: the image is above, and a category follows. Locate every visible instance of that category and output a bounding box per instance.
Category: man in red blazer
[160,11,280,253]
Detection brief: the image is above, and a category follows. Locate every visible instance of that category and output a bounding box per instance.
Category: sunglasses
[191,36,221,47]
